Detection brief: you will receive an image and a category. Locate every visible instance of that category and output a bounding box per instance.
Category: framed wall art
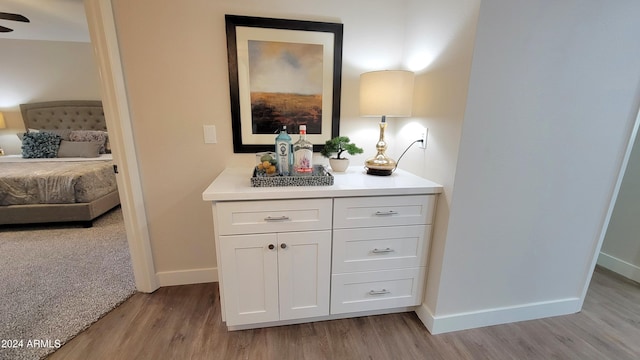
[225,15,343,153]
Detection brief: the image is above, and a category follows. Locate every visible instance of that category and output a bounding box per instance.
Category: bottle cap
[299,124,306,133]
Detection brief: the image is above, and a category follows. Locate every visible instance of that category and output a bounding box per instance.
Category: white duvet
[0,155,117,205]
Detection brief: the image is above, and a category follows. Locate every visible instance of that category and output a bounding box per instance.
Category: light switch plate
[204,125,217,144]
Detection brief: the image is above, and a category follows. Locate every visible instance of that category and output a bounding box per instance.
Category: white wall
[0,39,101,155]
[421,0,640,334]
[599,126,640,282]
[398,0,480,311]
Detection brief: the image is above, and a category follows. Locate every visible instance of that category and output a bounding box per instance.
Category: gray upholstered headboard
[19,100,106,131]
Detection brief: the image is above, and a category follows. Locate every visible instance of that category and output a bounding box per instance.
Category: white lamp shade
[0,112,6,129]
[360,70,415,117]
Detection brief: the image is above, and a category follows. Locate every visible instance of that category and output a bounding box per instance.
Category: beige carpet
[0,207,136,360]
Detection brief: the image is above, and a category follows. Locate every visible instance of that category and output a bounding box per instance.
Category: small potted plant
[320,136,363,172]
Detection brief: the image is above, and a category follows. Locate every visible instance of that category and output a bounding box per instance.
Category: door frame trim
[84,0,158,293]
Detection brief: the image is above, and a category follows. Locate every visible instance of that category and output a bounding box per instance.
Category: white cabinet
[330,195,435,314]
[203,167,443,330]
[217,199,332,327]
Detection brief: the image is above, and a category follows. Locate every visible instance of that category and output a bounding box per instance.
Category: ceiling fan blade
[0,25,13,32]
[0,12,30,23]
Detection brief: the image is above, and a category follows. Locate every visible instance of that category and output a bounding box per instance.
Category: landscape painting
[225,15,343,153]
[248,41,323,135]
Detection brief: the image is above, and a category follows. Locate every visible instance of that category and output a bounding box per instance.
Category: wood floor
[47,266,640,360]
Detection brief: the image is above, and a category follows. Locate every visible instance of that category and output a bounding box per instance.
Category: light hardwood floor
[48,266,640,360]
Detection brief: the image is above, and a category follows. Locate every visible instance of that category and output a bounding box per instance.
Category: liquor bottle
[293,124,313,173]
[275,125,292,176]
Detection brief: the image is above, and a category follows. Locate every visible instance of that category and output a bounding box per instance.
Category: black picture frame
[225,14,343,153]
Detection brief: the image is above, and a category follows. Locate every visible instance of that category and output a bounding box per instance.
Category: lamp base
[365,117,396,176]
[366,167,393,176]
[364,155,396,176]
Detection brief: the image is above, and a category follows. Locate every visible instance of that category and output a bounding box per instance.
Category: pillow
[57,140,102,158]
[17,129,38,141]
[21,132,61,158]
[17,129,71,141]
[43,129,72,141]
[69,130,108,154]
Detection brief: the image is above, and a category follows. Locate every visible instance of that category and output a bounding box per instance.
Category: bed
[0,100,120,227]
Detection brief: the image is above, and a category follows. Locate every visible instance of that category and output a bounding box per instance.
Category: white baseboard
[597,252,640,283]
[156,267,218,287]
[415,297,581,334]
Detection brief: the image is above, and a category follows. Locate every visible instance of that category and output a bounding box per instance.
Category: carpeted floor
[0,207,136,360]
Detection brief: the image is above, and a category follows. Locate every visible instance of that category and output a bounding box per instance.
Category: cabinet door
[277,230,331,321]
[220,233,279,326]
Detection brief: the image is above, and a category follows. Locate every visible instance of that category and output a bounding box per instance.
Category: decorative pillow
[17,129,38,141]
[44,129,72,141]
[17,129,71,141]
[69,130,108,154]
[57,140,101,158]
[21,132,61,158]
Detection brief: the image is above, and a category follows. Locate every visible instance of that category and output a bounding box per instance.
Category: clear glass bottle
[275,125,292,176]
[293,124,313,173]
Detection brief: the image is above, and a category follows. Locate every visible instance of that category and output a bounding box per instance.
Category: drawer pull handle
[372,248,394,254]
[369,289,390,296]
[281,243,287,249]
[374,210,398,216]
[268,244,275,250]
[264,216,291,222]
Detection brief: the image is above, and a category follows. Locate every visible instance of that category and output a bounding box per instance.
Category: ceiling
[0,0,89,42]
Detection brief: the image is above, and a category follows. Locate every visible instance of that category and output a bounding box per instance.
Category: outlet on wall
[419,127,428,149]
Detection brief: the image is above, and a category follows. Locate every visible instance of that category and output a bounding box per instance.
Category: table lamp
[360,70,414,176]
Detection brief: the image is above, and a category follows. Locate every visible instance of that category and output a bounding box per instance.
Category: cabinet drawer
[333,195,436,229]
[330,268,425,314]
[216,199,332,235]
[332,225,430,273]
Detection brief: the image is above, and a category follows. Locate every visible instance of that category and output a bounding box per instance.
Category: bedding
[0,100,119,226]
[0,158,117,206]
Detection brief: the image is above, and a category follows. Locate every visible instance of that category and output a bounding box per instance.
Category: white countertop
[202,166,443,202]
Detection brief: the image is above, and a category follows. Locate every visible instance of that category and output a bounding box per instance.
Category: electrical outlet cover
[420,128,428,149]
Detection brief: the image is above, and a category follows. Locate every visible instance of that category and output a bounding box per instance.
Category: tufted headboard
[19,100,106,131]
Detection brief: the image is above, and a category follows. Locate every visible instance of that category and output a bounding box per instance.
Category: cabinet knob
[268,244,275,250]
[280,243,287,249]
